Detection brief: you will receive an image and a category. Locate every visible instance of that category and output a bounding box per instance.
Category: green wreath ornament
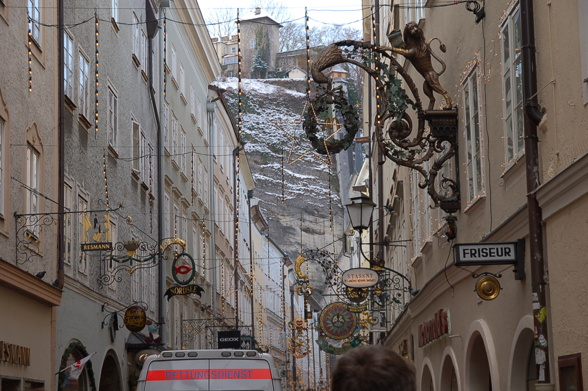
[58,341,97,391]
[303,86,360,156]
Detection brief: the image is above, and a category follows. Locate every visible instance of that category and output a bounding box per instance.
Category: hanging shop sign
[218,330,241,349]
[418,309,450,347]
[171,253,196,285]
[345,287,369,304]
[81,213,112,251]
[454,241,522,265]
[164,284,204,301]
[341,268,379,288]
[124,305,147,332]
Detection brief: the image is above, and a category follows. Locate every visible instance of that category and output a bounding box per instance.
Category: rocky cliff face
[214,78,345,261]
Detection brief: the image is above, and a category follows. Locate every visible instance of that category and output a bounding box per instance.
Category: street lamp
[345,194,376,233]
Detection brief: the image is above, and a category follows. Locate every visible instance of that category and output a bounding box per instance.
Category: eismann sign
[341,268,379,288]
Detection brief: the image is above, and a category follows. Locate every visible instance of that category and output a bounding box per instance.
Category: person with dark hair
[331,344,416,391]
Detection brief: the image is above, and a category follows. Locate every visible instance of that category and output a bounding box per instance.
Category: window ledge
[132,54,141,68]
[463,194,486,213]
[180,93,187,105]
[131,169,140,181]
[78,114,92,130]
[141,70,149,82]
[191,113,197,124]
[111,18,120,33]
[107,144,119,158]
[64,94,77,111]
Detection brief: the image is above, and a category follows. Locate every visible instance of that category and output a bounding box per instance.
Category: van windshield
[144,358,275,391]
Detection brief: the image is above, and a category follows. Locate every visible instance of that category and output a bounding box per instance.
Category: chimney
[254,7,261,15]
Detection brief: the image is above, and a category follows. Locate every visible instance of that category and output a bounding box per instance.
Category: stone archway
[421,364,435,391]
[509,323,536,390]
[98,351,122,391]
[440,354,459,391]
[467,333,491,391]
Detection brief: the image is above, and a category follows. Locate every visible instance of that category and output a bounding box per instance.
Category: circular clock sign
[318,302,358,340]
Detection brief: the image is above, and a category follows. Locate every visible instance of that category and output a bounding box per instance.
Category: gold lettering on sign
[0,341,31,366]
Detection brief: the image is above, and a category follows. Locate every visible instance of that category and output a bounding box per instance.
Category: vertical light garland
[234,9,243,327]
[27,10,33,91]
[237,11,243,127]
[163,12,167,98]
[305,8,311,100]
[328,166,333,232]
[221,260,226,315]
[190,150,195,206]
[281,148,285,204]
[103,152,110,209]
[372,7,383,128]
[201,221,207,276]
[94,13,100,133]
[149,152,154,234]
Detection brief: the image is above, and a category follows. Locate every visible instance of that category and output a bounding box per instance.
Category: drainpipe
[57,0,65,289]
[147,4,164,347]
[520,0,550,384]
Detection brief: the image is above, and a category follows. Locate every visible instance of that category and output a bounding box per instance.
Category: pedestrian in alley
[331,344,416,391]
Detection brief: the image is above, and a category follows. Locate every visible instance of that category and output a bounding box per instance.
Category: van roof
[151,350,266,360]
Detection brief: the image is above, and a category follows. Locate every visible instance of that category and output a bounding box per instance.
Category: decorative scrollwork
[310,37,460,213]
[15,213,58,264]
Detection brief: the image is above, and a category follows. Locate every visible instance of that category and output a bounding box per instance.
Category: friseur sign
[454,241,522,265]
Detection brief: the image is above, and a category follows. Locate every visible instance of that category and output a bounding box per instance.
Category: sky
[195,0,365,30]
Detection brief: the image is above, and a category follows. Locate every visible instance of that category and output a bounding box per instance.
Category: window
[79,52,91,119]
[64,31,74,99]
[462,63,484,204]
[171,114,178,164]
[501,5,524,164]
[28,0,41,44]
[107,216,117,290]
[107,85,118,148]
[163,103,169,151]
[0,118,4,217]
[141,29,148,72]
[190,85,196,120]
[111,0,118,24]
[78,194,88,275]
[579,1,588,103]
[164,191,171,238]
[179,63,185,95]
[26,145,40,225]
[132,13,140,63]
[180,127,187,173]
[132,120,141,174]
[250,40,256,49]
[140,133,151,184]
[170,44,176,77]
[403,0,424,25]
[63,181,73,265]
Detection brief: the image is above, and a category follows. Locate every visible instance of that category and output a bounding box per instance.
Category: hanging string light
[237,11,243,131]
[201,221,207,276]
[163,12,167,98]
[221,260,226,315]
[94,13,100,133]
[103,152,110,209]
[305,8,311,101]
[149,152,154,234]
[27,10,33,92]
[191,149,195,206]
[328,166,333,231]
[281,148,285,204]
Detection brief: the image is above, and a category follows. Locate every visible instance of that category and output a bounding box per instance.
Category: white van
[136,350,283,391]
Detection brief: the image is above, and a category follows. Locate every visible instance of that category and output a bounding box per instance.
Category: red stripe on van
[146,369,273,381]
